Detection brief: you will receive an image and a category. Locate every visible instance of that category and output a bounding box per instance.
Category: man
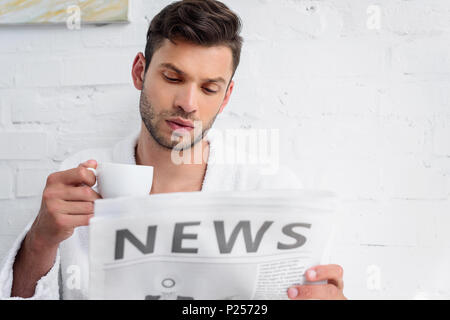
[0,0,345,300]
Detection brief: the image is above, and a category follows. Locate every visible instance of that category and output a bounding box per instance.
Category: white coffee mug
[87,162,154,199]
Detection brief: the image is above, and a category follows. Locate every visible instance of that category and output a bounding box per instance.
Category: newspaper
[88,190,337,300]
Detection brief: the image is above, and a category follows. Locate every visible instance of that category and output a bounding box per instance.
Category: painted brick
[391,39,450,74]
[0,166,14,200]
[15,59,63,87]
[434,115,450,156]
[0,59,15,88]
[0,132,48,160]
[381,156,448,200]
[61,55,134,86]
[16,168,52,198]
[5,90,61,124]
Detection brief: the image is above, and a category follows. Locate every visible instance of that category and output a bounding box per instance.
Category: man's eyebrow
[159,63,227,85]
[160,63,185,75]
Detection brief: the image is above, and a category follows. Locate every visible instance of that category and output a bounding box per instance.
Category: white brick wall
[0,165,14,199]
[0,132,49,159]
[0,0,449,299]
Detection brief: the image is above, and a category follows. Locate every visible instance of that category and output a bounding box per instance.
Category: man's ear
[218,80,234,114]
[131,52,146,90]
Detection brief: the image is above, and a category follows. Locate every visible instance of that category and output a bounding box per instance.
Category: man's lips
[167,118,194,128]
[166,120,194,132]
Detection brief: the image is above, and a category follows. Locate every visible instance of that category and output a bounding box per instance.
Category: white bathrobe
[0,130,306,300]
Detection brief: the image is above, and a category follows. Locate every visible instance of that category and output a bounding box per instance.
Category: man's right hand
[28,159,102,249]
[11,159,101,298]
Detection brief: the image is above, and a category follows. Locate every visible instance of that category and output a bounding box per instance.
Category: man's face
[139,39,234,151]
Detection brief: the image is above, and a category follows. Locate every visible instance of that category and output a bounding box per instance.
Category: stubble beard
[139,87,219,151]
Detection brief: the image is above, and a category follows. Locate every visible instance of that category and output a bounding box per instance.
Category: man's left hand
[287,264,347,300]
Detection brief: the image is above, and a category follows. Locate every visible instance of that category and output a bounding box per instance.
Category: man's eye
[203,87,217,94]
[164,75,180,82]
[164,74,217,93]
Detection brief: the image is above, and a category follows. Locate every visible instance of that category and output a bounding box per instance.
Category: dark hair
[144,0,243,80]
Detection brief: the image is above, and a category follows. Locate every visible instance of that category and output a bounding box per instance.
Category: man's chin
[173,134,207,151]
[171,140,198,151]
[152,134,192,151]
[144,122,204,151]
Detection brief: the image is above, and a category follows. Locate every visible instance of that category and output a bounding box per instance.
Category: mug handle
[86,167,98,188]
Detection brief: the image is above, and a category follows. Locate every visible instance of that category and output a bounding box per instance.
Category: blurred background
[0,0,449,299]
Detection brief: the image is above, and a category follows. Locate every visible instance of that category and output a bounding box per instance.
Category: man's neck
[135,125,210,194]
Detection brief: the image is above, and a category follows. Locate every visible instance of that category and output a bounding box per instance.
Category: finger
[305,264,344,290]
[49,199,95,216]
[77,160,98,186]
[287,284,344,300]
[62,214,94,228]
[79,159,97,169]
[59,185,102,202]
[52,162,97,187]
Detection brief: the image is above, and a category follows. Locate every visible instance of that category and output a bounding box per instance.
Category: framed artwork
[0,0,129,25]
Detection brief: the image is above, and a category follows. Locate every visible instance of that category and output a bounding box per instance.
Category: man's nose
[175,83,199,114]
